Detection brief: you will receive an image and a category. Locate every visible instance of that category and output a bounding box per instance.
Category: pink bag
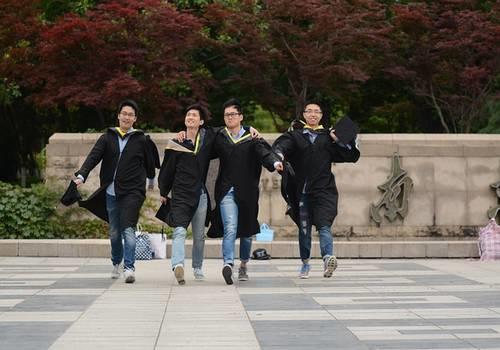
[478,219,500,261]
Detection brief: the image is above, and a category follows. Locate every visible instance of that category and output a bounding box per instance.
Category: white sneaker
[193,268,205,281]
[174,264,185,285]
[323,255,338,278]
[111,264,122,279]
[124,269,135,283]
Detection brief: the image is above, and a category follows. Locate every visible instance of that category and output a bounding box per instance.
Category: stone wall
[46,133,500,239]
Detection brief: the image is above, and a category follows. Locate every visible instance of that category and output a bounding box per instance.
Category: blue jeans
[220,189,252,265]
[171,192,208,269]
[298,194,333,262]
[106,194,136,270]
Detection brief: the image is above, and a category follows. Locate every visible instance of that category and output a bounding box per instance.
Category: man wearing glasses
[207,98,279,285]
[73,100,157,283]
[273,101,360,279]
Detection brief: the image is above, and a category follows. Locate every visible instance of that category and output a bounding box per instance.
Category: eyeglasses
[224,112,241,118]
[120,111,136,118]
[304,110,322,115]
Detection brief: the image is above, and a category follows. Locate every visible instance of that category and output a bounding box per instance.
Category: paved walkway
[0,257,499,350]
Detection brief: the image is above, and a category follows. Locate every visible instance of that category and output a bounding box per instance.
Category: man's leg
[106,194,123,279]
[191,192,208,280]
[122,227,136,283]
[238,237,252,281]
[318,225,337,278]
[220,190,238,285]
[298,194,312,279]
[171,226,187,285]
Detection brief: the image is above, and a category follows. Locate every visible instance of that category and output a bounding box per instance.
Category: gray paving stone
[452,291,500,307]
[0,322,69,350]
[363,339,475,349]
[252,320,369,350]
[238,278,298,288]
[465,339,500,348]
[75,265,113,273]
[241,294,323,310]
[50,278,114,289]
[372,262,435,271]
[13,295,96,311]
[409,275,478,284]
[1,257,499,349]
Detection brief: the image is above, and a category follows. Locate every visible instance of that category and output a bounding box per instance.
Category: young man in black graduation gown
[73,100,157,283]
[207,98,280,285]
[157,104,261,285]
[157,104,214,285]
[273,101,360,279]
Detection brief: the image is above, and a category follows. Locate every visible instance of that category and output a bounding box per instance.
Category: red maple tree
[31,0,211,127]
[203,0,391,123]
[389,1,500,133]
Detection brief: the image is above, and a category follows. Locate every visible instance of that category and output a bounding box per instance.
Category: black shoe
[222,264,233,285]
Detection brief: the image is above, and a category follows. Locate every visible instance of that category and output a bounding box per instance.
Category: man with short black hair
[273,101,360,279]
[73,99,157,283]
[208,98,279,285]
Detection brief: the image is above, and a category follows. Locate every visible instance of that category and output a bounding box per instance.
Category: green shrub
[0,181,178,239]
[0,181,109,239]
[0,182,58,238]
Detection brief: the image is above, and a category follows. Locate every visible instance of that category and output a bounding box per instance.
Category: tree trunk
[429,83,450,133]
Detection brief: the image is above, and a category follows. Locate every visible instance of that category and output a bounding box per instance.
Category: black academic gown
[157,128,216,228]
[273,128,360,228]
[75,127,157,228]
[207,129,278,239]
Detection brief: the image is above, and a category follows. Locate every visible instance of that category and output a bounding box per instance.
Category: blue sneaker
[299,263,311,279]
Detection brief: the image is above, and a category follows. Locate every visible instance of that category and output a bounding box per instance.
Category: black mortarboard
[155,201,171,223]
[252,248,271,260]
[60,181,82,206]
[333,116,359,145]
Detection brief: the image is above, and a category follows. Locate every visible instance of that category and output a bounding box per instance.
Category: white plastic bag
[149,227,167,259]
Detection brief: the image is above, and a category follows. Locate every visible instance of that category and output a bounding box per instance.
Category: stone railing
[46,133,500,239]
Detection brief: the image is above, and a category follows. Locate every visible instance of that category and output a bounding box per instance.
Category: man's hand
[176,131,186,142]
[274,161,284,172]
[160,196,168,205]
[330,129,339,142]
[249,127,261,139]
[73,178,83,187]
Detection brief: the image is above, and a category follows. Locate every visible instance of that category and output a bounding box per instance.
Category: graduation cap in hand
[60,181,82,206]
[332,116,359,145]
[155,200,171,223]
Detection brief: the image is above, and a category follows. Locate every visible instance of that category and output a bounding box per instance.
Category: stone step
[0,239,479,258]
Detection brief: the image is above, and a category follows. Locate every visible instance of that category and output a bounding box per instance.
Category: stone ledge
[0,239,479,258]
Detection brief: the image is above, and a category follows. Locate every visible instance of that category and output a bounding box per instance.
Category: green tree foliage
[479,100,500,134]
[40,0,98,21]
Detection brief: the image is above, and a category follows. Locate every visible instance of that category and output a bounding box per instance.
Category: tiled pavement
[0,257,499,350]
